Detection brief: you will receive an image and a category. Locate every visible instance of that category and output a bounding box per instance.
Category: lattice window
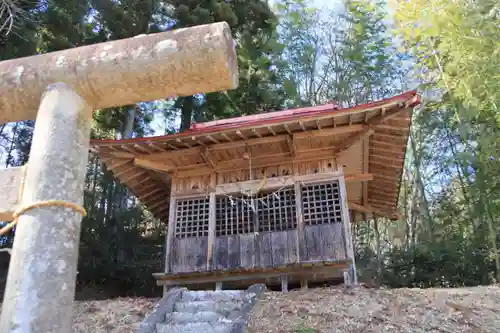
[215,195,254,237]
[301,181,343,226]
[174,197,210,239]
[257,187,297,232]
[215,187,297,236]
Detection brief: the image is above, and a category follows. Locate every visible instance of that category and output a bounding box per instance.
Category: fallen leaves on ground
[2,285,500,332]
[72,297,159,333]
[247,285,500,333]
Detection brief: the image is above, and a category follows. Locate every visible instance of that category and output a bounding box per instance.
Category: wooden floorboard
[153,259,352,287]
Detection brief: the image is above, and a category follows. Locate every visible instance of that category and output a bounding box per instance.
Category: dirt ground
[72,297,159,333]
[2,286,500,332]
[247,285,500,333]
[0,297,159,333]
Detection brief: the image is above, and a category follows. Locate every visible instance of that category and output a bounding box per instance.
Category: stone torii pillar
[0,22,238,333]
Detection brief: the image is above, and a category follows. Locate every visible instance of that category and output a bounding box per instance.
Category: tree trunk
[180,96,195,132]
[115,105,136,211]
[410,130,433,236]
[483,199,500,283]
[97,165,110,223]
[105,180,115,223]
[5,122,18,167]
[89,156,99,217]
[373,217,382,284]
[122,106,136,139]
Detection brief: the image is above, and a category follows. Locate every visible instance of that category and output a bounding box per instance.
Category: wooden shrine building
[90,90,421,290]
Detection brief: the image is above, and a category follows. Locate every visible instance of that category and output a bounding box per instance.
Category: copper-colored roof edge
[368,93,418,217]
[98,91,421,221]
[90,90,420,147]
[395,92,420,219]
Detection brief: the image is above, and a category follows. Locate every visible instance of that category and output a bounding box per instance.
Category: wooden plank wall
[169,159,355,274]
[171,155,363,206]
[171,226,347,273]
[171,158,341,196]
[171,237,209,273]
[212,230,299,271]
[302,224,346,262]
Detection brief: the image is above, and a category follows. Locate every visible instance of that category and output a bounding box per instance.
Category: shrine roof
[91,90,420,146]
[90,90,421,222]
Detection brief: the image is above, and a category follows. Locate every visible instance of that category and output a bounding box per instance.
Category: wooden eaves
[90,90,421,222]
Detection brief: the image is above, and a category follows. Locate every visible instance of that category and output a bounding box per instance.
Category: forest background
[0,0,498,298]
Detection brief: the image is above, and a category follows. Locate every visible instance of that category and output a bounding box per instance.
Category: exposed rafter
[108,158,133,170]
[91,91,418,221]
[200,147,216,168]
[121,169,148,183]
[344,173,373,183]
[127,124,364,163]
[286,135,296,157]
[113,165,138,178]
[135,158,175,173]
[334,126,374,156]
[348,202,400,220]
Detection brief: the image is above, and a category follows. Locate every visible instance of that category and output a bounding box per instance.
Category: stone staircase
[137,285,266,333]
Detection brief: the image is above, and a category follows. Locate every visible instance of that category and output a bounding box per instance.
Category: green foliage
[294,326,318,333]
[0,1,40,59]
[1,0,291,296]
[273,0,321,106]
[338,0,407,103]
[1,0,498,296]
[353,0,500,289]
[163,0,290,131]
[0,0,162,296]
[274,0,406,107]
[382,233,495,288]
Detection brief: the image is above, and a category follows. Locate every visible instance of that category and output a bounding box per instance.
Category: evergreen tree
[274,0,406,106]
[164,0,289,131]
[337,0,407,104]
[273,0,322,106]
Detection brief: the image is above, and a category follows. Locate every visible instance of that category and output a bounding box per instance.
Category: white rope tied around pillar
[0,248,11,255]
[0,200,87,236]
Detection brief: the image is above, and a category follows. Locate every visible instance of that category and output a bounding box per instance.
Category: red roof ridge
[191,102,341,131]
[90,90,419,145]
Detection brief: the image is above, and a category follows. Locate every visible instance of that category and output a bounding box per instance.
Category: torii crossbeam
[0,22,238,333]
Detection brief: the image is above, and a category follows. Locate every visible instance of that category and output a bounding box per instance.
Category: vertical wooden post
[300,279,308,290]
[343,270,350,285]
[164,193,177,271]
[163,193,176,296]
[207,192,216,271]
[294,182,305,262]
[207,173,217,271]
[253,197,260,267]
[280,276,289,292]
[338,171,358,285]
[0,82,92,333]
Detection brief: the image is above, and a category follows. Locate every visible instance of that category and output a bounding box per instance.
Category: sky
[268,0,336,9]
[149,0,340,136]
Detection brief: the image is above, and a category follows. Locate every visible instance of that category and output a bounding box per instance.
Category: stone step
[174,300,243,315]
[181,290,246,303]
[156,322,232,333]
[165,311,224,324]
